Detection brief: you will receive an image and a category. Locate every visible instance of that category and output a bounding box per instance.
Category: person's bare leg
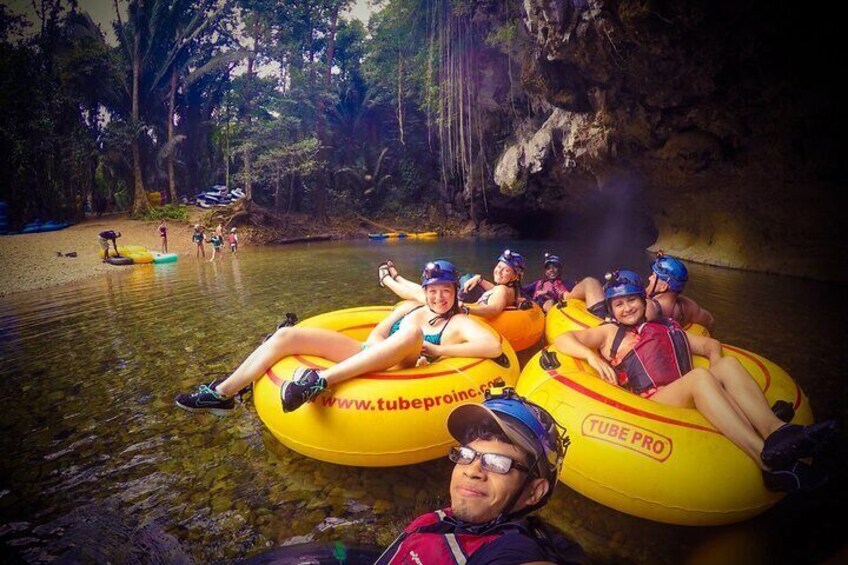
[567,277,604,305]
[651,368,767,466]
[320,325,424,385]
[382,273,426,303]
[215,327,361,397]
[711,356,785,438]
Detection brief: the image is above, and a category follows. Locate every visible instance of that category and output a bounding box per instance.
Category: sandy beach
[0,213,198,298]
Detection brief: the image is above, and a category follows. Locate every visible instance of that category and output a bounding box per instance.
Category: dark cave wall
[485,0,844,281]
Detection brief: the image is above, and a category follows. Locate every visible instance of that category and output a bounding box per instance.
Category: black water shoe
[761,420,839,468]
[771,400,795,423]
[175,380,235,416]
[762,460,828,493]
[281,368,327,413]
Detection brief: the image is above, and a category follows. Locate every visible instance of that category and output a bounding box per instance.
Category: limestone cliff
[484,0,843,281]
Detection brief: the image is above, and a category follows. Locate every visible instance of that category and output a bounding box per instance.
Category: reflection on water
[0,239,846,564]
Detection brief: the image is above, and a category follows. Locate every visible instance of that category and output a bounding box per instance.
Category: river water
[0,238,845,564]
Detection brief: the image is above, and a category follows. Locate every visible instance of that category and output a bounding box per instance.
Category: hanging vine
[424,0,492,213]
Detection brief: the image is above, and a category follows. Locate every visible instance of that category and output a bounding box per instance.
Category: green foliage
[485,21,518,54]
[140,204,190,221]
[2,0,493,224]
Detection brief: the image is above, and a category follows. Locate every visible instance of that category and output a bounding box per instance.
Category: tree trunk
[167,65,178,204]
[313,5,340,223]
[241,25,258,201]
[243,147,252,201]
[130,25,150,217]
[274,169,282,209]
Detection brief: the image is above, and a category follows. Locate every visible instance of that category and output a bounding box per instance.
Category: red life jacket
[609,319,693,394]
[375,509,502,564]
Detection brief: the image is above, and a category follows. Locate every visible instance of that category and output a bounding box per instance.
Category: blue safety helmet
[543,253,562,268]
[448,386,568,486]
[496,249,525,274]
[603,269,646,302]
[651,252,688,293]
[421,260,459,287]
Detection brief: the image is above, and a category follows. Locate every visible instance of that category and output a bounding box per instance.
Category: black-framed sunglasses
[448,445,530,475]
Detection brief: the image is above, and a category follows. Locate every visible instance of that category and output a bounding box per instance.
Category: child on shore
[192,225,205,258]
[158,220,168,253]
[208,231,223,261]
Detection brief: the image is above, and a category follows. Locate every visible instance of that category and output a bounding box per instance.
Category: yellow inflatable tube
[516,345,812,525]
[408,231,439,239]
[254,305,520,467]
[545,298,710,344]
[126,251,154,264]
[98,244,148,259]
[473,301,545,352]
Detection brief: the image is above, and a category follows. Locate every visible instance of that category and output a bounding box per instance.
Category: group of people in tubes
[175,249,837,494]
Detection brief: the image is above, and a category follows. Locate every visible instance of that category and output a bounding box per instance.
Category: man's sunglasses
[448,445,530,475]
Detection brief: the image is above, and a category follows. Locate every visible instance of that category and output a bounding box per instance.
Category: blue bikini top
[389,305,453,345]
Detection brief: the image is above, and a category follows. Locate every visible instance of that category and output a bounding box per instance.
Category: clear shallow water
[0,238,846,564]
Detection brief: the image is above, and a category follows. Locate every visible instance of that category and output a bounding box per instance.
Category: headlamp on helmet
[496,249,526,274]
[543,252,562,268]
[421,259,459,287]
[603,270,646,302]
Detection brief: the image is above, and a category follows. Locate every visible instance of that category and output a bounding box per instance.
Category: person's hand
[587,354,617,384]
[462,275,480,293]
[420,341,440,359]
[415,355,431,367]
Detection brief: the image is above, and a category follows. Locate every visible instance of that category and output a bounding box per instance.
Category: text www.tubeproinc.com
[319,379,501,411]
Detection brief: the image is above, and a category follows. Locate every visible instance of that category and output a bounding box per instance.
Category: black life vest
[609,319,693,394]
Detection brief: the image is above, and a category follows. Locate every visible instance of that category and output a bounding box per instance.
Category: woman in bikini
[175,260,502,414]
[552,270,836,493]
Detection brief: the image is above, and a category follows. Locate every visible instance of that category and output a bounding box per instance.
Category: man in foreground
[375,385,588,564]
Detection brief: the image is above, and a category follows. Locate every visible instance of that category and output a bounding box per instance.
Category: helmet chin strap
[490,463,551,527]
[647,277,662,298]
[455,469,539,534]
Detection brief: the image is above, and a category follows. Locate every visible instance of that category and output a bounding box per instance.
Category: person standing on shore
[228,227,239,253]
[158,220,168,253]
[98,230,121,260]
[208,231,223,261]
[192,225,205,258]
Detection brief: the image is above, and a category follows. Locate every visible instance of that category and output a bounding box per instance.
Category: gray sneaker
[175,381,235,416]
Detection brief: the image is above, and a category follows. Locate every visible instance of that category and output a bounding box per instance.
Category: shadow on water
[0,239,846,564]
